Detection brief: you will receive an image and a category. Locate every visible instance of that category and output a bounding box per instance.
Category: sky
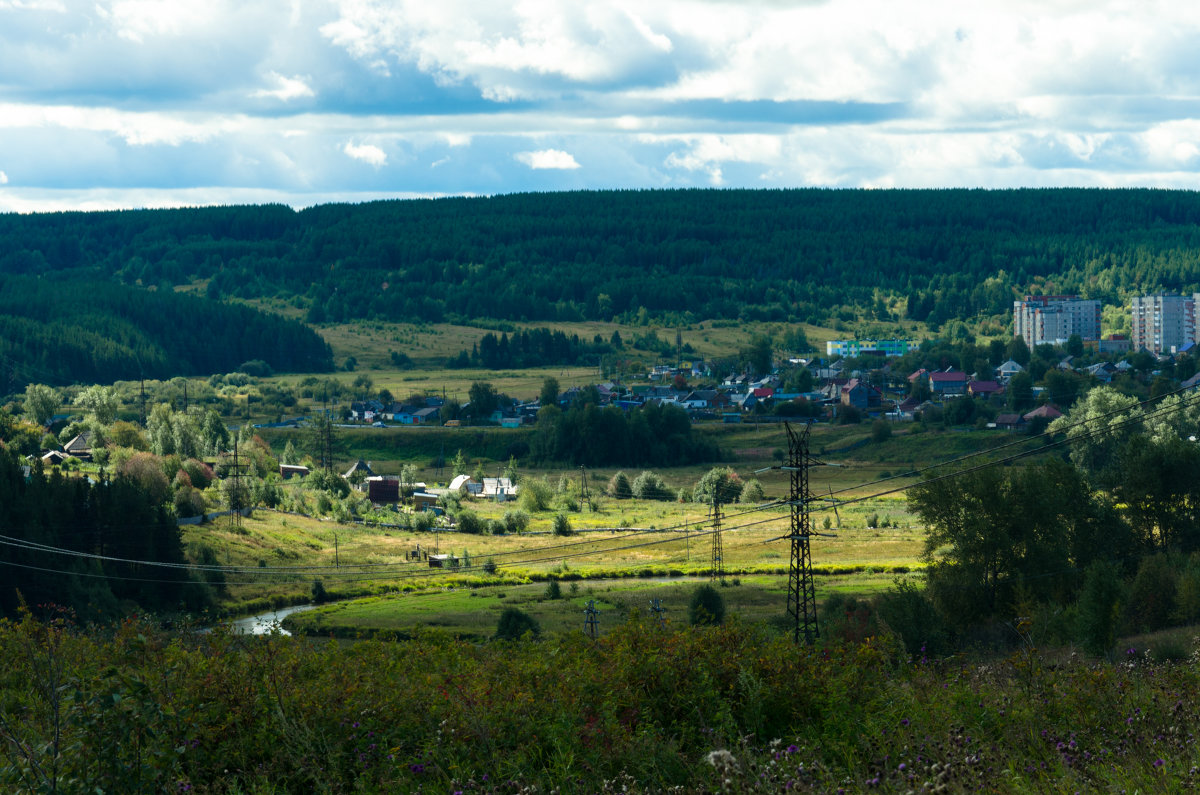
[3,0,1200,212]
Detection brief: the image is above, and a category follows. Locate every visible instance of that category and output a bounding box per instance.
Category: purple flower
[787,744,800,754]
[898,763,906,771]
[1155,759,1166,768]
[900,719,910,727]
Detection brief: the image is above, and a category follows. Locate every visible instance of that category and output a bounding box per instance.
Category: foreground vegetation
[4,609,1200,794]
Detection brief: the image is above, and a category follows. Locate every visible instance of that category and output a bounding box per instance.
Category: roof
[1023,404,1064,421]
[63,432,92,453]
[449,474,474,491]
[930,371,967,383]
[994,413,1024,425]
[968,380,1003,393]
[343,459,375,478]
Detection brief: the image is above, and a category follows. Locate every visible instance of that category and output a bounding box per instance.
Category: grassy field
[282,572,905,640]
[309,318,902,372]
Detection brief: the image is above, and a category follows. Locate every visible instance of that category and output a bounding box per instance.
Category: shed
[413,492,439,510]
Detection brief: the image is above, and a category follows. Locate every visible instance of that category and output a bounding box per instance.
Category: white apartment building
[1130,294,1200,354]
[1013,296,1102,348]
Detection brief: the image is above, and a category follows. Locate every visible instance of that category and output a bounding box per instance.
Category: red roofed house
[1023,404,1064,422]
[968,380,1004,399]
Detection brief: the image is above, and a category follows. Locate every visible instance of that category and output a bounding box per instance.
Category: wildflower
[1155,759,1166,768]
[706,750,737,768]
[900,719,910,727]
[786,744,800,754]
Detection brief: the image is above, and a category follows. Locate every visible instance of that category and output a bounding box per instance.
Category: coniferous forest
[1,190,1200,339]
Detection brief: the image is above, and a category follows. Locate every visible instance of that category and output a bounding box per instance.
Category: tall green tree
[76,385,120,424]
[23,384,59,426]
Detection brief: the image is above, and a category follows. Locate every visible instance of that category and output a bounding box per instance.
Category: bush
[688,584,726,626]
[1125,553,1177,634]
[607,471,633,499]
[553,513,573,536]
[502,509,531,534]
[693,466,742,505]
[483,558,498,575]
[632,471,671,501]
[455,510,484,534]
[871,418,892,442]
[739,479,765,503]
[544,580,562,599]
[519,478,553,512]
[1076,560,1124,657]
[311,579,330,604]
[837,405,863,424]
[875,579,951,658]
[494,607,540,640]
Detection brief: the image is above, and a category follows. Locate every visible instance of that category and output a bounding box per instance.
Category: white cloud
[515,148,581,169]
[98,0,215,44]
[0,170,7,184]
[344,141,388,167]
[252,72,315,102]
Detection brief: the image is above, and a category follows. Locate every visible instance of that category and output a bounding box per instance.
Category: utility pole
[785,421,818,645]
[650,598,667,630]
[229,432,248,530]
[709,495,724,584]
[584,600,600,640]
[579,466,589,502]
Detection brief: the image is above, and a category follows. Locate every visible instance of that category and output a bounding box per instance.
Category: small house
[930,371,968,398]
[994,413,1026,431]
[968,380,1004,399]
[279,464,310,479]
[413,492,440,511]
[62,432,93,461]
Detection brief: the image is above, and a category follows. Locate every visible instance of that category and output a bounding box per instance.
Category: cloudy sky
[2,0,1200,211]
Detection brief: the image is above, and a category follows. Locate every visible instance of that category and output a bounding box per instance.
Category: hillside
[3,189,1200,335]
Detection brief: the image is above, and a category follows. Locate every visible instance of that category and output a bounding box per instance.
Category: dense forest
[0,275,332,389]
[3,190,1200,335]
[0,444,217,621]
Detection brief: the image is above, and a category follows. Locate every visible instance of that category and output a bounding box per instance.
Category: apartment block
[1013,296,1102,348]
[1130,294,1200,354]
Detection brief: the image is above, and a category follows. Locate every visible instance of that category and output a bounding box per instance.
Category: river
[228,603,317,635]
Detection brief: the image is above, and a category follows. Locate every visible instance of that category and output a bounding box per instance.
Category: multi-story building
[1013,296,1101,348]
[825,339,915,358]
[1130,294,1200,354]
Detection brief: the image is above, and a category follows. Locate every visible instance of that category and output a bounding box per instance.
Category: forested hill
[0,275,332,390]
[4,189,1200,330]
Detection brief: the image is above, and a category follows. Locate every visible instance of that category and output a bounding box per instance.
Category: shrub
[1076,560,1124,657]
[456,510,484,535]
[494,607,540,640]
[502,509,531,534]
[482,558,498,575]
[632,471,671,501]
[311,579,330,604]
[739,479,765,503]
[837,405,863,425]
[693,466,742,505]
[413,511,435,532]
[875,579,951,658]
[871,418,892,442]
[553,513,573,536]
[1125,553,1177,634]
[688,584,726,626]
[544,580,562,599]
[607,471,633,499]
[519,478,553,512]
